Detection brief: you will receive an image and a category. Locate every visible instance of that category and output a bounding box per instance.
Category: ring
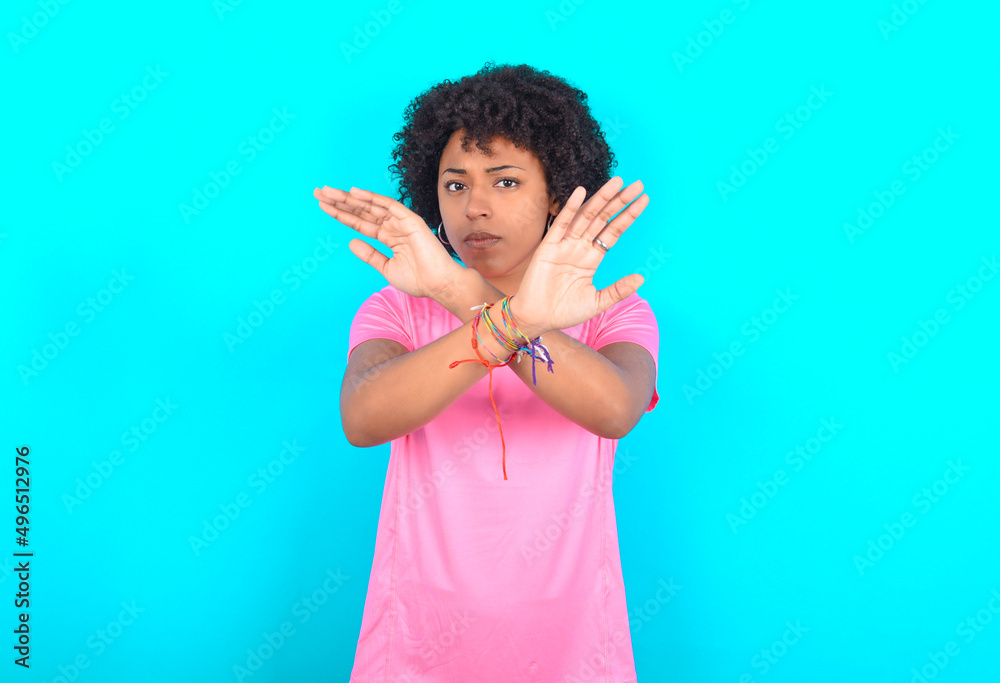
[592,237,610,253]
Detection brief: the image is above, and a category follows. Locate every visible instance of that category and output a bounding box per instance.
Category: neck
[482,269,526,300]
[479,256,532,300]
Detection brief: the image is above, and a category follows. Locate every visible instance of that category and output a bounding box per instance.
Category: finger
[320,194,390,225]
[315,186,349,202]
[317,199,382,239]
[347,238,390,274]
[318,187,391,223]
[545,186,588,242]
[592,193,650,250]
[348,186,411,220]
[581,180,644,242]
[566,176,624,239]
[595,273,645,314]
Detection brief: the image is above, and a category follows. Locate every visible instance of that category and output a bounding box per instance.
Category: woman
[314,62,659,682]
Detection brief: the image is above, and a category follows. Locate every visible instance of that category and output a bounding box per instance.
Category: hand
[313,186,465,300]
[509,177,650,338]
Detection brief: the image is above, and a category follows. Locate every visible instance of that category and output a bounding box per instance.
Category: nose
[464,183,492,221]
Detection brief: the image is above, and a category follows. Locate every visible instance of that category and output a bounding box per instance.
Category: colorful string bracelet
[492,296,555,386]
[449,304,513,479]
[449,297,555,480]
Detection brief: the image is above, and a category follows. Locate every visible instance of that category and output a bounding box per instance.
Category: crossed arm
[319,179,656,447]
[341,273,656,446]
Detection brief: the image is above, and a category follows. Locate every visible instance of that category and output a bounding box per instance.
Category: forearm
[506,332,652,439]
[341,315,512,447]
[433,271,653,439]
[433,268,505,323]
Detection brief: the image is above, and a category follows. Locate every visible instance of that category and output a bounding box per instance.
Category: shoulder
[348,285,420,355]
[580,292,659,360]
[357,284,408,310]
[349,285,455,355]
[603,291,655,317]
[354,285,440,320]
[592,292,658,334]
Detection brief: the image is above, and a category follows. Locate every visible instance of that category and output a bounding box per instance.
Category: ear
[548,190,561,216]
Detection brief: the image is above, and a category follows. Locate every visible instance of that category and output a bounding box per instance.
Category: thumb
[348,238,390,275]
[595,273,644,314]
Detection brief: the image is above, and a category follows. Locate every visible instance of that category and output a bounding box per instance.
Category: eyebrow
[441,164,525,177]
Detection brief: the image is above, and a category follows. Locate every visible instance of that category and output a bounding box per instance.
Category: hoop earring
[436,221,451,246]
[543,214,554,233]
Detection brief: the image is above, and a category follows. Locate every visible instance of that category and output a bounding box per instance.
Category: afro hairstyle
[388,62,617,257]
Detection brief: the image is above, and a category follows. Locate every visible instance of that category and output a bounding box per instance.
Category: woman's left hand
[509,177,650,339]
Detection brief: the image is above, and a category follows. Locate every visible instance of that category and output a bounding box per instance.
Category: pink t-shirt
[347,285,659,683]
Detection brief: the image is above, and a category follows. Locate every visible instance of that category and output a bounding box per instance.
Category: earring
[436,222,451,246]
[544,214,554,232]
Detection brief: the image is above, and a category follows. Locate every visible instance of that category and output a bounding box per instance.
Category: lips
[463,231,501,249]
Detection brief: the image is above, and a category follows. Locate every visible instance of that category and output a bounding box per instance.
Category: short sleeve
[590,293,660,412]
[347,287,413,360]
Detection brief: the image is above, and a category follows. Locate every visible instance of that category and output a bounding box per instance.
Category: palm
[511,178,650,337]
[518,243,604,328]
[314,186,461,299]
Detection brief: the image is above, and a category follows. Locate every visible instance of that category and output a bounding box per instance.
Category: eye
[444,178,521,191]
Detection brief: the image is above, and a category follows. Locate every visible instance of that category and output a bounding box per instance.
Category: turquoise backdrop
[2,0,998,681]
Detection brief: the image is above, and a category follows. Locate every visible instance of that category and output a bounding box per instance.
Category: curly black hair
[388,62,617,257]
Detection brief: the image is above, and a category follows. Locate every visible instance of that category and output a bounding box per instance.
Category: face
[437,129,559,292]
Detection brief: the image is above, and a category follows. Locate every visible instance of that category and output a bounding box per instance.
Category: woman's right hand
[314,186,465,300]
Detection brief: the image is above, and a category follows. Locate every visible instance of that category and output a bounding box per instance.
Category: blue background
[2,0,998,681]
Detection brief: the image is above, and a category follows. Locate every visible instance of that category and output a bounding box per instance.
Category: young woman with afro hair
[314,61,659,683]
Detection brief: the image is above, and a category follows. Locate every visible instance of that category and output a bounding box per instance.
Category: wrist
[436,269,503,322]
[473,314,516,364]
[506,295,549,341]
